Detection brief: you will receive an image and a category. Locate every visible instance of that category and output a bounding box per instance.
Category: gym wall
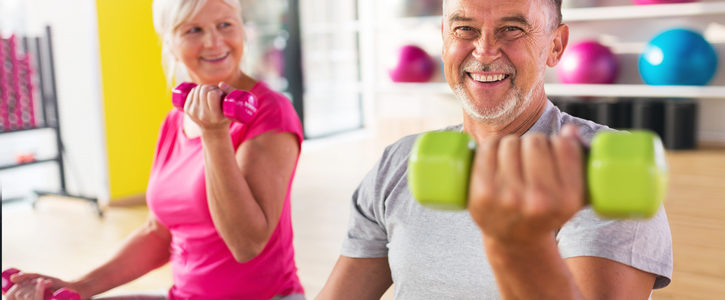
[96,0,169,201]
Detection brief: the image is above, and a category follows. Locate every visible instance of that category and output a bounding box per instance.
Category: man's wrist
[483,233,558,264]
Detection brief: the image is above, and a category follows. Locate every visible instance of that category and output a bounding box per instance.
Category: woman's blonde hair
[151,0,244,87]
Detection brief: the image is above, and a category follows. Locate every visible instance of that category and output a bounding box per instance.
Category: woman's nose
[202,28,222,47]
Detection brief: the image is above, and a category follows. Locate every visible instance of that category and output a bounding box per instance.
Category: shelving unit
[563,1,725,22]
[0,26,101,216]
[372,2,725,28]
[352,0,725,144]
[363,1,725,100]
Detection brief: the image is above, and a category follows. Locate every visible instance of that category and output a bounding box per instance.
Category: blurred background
[1,0,724,299]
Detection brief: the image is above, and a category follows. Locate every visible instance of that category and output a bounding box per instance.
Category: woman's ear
[547,24,569,67]
[166,37,180,62]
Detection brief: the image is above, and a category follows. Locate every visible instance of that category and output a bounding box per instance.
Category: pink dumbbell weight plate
[172,82,258,124]
[2,268,81,300]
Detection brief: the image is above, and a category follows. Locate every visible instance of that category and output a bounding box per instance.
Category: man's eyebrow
[448,13,473,23]
[447,13,533,28]
[500,15,532,28]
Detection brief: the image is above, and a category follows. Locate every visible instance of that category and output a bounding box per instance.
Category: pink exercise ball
[557,40,619,84]
[631,0,696,5]
[389,45,435,83]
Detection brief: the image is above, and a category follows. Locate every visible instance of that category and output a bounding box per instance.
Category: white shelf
[546,84,725,98]
[373,2,725,29]
[563,2,725,22]
[377,82,452,94]
[376,15,442,30]
[305,82,364,96]
[377,82,725,99]
[304,21,361,35]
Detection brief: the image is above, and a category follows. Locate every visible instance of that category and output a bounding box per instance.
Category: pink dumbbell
[2,268,81,300]
[172,82,258,124]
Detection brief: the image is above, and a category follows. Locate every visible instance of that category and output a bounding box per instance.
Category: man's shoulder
[542,101,614,143]
[382,124,463,161]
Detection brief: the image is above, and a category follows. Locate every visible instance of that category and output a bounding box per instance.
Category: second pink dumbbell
[172,82,258,124]
[2,268,80,300]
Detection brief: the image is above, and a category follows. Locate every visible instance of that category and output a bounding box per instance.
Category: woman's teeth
[203,53,228,61]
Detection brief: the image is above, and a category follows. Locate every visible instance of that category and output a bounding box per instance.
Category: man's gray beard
[454,83,532,125]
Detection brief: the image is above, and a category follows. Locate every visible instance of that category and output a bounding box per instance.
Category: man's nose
[472,34,501,63]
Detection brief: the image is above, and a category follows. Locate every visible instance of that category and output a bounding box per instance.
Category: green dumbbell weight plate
[408,131,476,210]
[588,130,667,218]
[408,130,667,219]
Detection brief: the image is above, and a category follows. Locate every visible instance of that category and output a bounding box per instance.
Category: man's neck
[462,96,547,142]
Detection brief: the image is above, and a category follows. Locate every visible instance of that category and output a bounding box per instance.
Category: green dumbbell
[407,130,668,218]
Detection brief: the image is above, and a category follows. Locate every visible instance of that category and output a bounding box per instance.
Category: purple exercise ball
[389,45,435,83]
[557,40,619,84]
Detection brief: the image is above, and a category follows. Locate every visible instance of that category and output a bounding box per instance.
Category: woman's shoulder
[228,81,302,145]
[250,81,294,112]
[248,81,301,127]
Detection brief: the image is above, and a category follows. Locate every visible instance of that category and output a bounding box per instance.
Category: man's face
[442,0,563,125]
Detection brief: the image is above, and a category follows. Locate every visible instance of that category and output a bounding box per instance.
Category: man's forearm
[484,235,584,300]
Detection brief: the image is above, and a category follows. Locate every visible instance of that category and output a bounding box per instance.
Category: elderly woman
[5,1,305,299]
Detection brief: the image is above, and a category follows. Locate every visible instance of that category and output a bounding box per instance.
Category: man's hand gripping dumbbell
[408,127,667,220]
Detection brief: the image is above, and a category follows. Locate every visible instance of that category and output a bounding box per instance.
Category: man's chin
[456,90,520,122]
[463,103,517,123]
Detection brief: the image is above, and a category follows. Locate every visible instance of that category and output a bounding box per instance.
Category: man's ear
[547,24,569,67]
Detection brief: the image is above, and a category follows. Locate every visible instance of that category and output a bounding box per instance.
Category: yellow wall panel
[96,0,169,200]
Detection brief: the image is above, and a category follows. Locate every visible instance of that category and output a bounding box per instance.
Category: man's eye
[454,26,477,39]
[500,26,524,39]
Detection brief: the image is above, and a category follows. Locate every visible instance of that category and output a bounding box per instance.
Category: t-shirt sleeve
[556,205,673,289]
[233,92,303,148]
[340,149,393,258]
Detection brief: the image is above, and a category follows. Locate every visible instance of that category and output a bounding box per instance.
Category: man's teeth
[470,73,506,83]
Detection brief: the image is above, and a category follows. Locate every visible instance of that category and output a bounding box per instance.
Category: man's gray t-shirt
[341,101,673,299]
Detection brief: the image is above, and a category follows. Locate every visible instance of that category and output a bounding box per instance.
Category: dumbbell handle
[172,82,258,124]
[2,268,81,300]
[407,130,668,218]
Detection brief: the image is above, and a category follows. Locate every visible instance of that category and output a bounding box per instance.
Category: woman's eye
[219,22,232,29]
[185,27,201,34]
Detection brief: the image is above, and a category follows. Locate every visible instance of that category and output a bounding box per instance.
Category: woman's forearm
[201,129,274,262]
[69,222,171,299]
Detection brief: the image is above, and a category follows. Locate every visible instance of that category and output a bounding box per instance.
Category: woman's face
[170,0,245,84]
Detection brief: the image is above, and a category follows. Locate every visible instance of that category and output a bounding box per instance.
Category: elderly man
[316,0,672,299]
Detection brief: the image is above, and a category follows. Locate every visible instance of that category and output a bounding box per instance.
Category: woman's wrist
[66,278,94,300]
[200,125,230,140]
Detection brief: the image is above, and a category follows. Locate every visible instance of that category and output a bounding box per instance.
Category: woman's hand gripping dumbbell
[172,82,258,124]
[408,128,667,219]
[2,268,80,300]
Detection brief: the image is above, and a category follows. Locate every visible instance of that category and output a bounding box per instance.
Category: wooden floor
[2,128,724,299]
